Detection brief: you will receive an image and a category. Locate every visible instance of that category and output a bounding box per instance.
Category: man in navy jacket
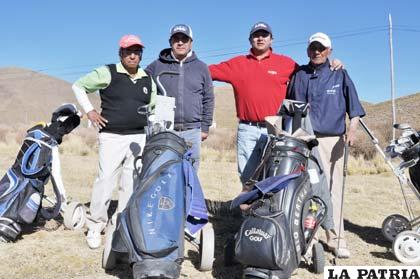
[287,32,365,258]
[146,24,214,170]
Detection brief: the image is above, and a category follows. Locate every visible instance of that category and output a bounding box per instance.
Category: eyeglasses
[121,48,143,55]
[308,42,327,52]
[170,34,191,44]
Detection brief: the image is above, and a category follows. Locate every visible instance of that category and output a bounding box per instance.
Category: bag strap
[40,174,62,220]
[20,141,52,178]
[243,140,275,191]
[244,142,323,191]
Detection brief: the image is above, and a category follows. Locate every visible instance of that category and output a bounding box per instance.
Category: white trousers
[86,132,146,231]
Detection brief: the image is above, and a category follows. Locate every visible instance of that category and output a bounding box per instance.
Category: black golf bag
[231,100,329,279]
[404,134,420,194]
[409,160,420,194]
[387,127,420,194]
[0,104,80,242]
[110,131,208,279]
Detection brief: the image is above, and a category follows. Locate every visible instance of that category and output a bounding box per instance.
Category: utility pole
[389,13,397,140]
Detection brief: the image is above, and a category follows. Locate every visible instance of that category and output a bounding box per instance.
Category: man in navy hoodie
[287,32,365,259]
[146,24,214,170]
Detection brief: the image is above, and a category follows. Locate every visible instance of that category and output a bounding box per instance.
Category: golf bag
[0,104,81,242]
[111,131,208,279]
[405,136,420,195]
[231,100,329,279]
[409,160,420,194]
[386,127,420,194]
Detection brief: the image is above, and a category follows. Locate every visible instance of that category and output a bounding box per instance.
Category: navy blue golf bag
[111,131,208,279]
[0,104,80,242]
[231,100,329,279]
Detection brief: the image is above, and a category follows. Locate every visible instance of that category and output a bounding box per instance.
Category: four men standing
[72,24,365,261]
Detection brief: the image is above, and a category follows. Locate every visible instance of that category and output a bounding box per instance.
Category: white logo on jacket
[267,70,277,75]
[326,83,340,95]
[143,87,148,94]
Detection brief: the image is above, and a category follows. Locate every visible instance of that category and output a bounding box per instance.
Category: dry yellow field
[0,67,419,279]
[0,135,417,279]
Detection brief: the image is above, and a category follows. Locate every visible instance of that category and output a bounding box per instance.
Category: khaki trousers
[316,134,347,247]
[86,132,146,231]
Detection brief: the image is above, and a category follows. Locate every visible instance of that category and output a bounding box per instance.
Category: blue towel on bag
[230,173,301,209]
[183,151,208,235]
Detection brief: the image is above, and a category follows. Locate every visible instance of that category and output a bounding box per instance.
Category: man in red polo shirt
[209,22,299,185]
[210,22,342,188]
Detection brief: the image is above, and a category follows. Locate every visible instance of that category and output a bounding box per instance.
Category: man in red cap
[72,34,156,249]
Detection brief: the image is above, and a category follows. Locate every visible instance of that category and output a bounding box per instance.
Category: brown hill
[363,93,420,129]
[214,86,420,131]
[0,66,418,135]
[0,67,99,125]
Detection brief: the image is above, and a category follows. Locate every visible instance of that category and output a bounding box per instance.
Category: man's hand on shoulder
[87,110,108,130]
[330,59,344,71]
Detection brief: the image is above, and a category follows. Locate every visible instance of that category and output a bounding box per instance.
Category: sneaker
[86,229,101,249]
[333,247,351,259]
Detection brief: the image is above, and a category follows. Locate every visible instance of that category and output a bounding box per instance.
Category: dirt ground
[0,150,418,279]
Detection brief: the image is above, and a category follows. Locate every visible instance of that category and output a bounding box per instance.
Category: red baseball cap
[119,34,144,48]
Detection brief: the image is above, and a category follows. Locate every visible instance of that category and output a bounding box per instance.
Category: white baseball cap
[308,32,332,48]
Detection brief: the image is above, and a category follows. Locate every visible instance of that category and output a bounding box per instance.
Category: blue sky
[0,0,419,103]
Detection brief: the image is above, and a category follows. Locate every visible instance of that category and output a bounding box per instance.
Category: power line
[0,24,414,81]
[394,27,420,33]
[0,25,390,75]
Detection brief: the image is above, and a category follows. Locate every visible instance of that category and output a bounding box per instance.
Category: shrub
[60,134,94,156]
[0,124,10,142]
[203,127,236,151]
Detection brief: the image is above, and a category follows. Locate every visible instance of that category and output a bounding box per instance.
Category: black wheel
[382,214,411,242]
[312,242,325,274]
[243,268,270,279]
[102,216,117,270]
[224,236,236,266]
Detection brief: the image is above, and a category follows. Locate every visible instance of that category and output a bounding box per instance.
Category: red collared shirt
[209,49,298,122]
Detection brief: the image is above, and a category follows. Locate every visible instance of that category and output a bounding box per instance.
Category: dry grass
[0,69,419,278]
[0,136,417,279]
[347,154,390,175]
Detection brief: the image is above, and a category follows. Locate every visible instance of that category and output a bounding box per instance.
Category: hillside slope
[0,67,99,125]
[1,67,418,133]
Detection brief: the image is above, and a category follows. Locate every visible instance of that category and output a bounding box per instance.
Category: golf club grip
[343,143,349,175]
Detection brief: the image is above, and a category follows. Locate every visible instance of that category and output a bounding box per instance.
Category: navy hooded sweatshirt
[145,48,214,132]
